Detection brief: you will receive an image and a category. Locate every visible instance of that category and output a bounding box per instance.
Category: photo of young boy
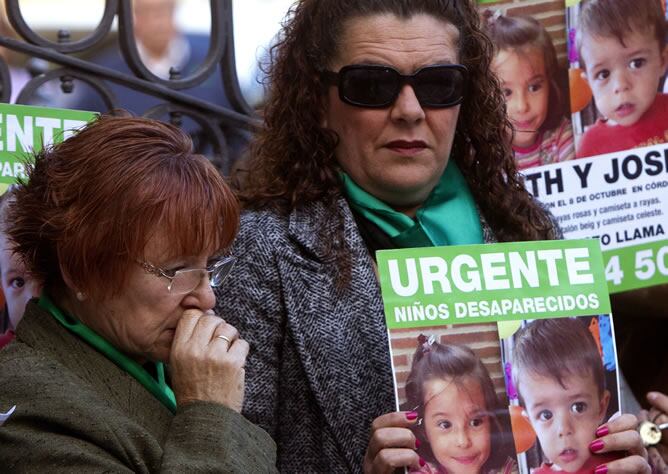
[390,324,517,474]
[509,316,620,473]
[574,0,668,158]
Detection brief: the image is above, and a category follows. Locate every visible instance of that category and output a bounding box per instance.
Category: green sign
[0,103,97,193]
[604,240,668,293]
[377,239,610,329]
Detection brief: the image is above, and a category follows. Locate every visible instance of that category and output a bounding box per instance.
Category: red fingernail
[589,439,605,453]
[419,457,426,467]
[406,411,418,420]
[595,425,609,437]
[415,438,421,449]
[594,464,608,474]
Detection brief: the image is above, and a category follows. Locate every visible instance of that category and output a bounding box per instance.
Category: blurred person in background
[72,0,232,114]
[70,0,248,171]
[0,7,33,103]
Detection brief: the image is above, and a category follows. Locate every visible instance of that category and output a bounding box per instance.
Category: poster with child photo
[478,0,574,170]
[392,323,517,473]
[378,239,621,474]
[477,0,668,294]
[501,315,620,473]
[477,0,668,169]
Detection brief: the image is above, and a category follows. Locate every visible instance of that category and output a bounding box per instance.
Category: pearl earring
[76,291,86,301]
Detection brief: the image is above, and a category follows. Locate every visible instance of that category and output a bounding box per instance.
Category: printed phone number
[605,244,668,287]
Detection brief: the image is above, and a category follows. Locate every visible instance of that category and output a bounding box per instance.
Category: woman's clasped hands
[169,309,248,412]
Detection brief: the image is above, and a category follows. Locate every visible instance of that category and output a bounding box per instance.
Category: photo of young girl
[394,325,517,474]
[483,12,575,170]
[502,316,620,473]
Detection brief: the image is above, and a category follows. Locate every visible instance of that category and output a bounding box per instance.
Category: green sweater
[0,300,277,473]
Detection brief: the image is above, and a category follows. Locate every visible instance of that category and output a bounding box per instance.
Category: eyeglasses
[139,255,236,294]
[322,64,467,108]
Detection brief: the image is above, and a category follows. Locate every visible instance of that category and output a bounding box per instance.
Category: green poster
[377,239,619,473]
[378,238,610,328]
[0,103,97,193]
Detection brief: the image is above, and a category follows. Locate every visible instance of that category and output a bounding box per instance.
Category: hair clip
[409,403,424,427]
[417,334,436,354]
[484,8,503,25]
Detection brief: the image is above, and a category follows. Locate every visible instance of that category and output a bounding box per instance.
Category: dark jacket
[214,197,499,473]
[73,34,232,114]
[0,300,277,473]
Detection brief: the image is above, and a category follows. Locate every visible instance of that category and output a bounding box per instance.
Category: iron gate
[0,0,260,174]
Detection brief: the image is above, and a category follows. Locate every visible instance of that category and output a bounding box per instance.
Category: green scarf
[342,161,483,247]
[38,293,177,413]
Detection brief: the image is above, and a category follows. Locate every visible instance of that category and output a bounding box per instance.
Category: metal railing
[0,0,259,174]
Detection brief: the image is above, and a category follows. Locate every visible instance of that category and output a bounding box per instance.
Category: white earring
[76,291,86,301]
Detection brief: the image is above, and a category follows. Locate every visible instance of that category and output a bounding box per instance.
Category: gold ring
[216,335,231,344]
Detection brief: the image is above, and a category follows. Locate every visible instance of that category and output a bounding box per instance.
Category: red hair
[8,114,239,301]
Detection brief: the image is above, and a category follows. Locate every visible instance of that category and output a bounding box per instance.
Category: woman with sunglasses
[0,115,277,472]
[215,0,649,473]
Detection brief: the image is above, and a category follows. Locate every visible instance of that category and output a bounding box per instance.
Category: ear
[598,389,611,421]
[660,43,668,75]
[59,261,84,299]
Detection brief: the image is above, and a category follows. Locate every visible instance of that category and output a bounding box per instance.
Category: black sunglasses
[322,64,467,108]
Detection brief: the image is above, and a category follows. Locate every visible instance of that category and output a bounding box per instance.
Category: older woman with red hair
[0,115,276,472]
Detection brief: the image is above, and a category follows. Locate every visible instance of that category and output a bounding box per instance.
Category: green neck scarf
[38,293,177,414]
[342,161,483,247]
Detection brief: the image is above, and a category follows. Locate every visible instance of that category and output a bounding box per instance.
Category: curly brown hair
[243,0,556,244]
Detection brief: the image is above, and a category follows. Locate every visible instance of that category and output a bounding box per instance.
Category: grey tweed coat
[214,196,498,473]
